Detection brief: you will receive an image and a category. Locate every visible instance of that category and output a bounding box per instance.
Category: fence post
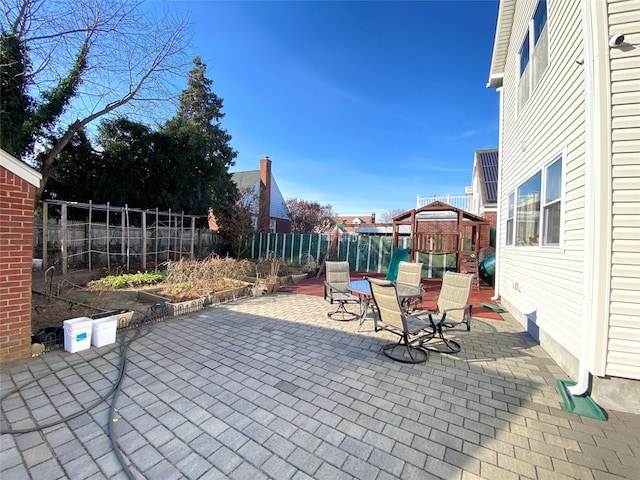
[42,202,48,269]
[141,210,147,271]
[106,203,111,271]
[190,217,195,259]
[61,204,68,274]
[88,200,92,272]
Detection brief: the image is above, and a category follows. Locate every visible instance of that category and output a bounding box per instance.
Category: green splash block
[556,379,607,421]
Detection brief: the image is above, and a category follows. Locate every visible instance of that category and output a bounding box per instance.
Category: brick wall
[0,166,36,363]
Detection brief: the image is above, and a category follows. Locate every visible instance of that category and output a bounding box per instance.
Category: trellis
[35,200,220,273]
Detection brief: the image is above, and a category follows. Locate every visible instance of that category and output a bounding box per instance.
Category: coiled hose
[0,305,164,479]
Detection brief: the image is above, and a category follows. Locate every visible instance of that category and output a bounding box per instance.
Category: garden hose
[0,307,161,479]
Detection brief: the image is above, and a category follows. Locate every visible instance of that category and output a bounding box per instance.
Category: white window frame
[506,192,515,246]
[541,155,564,248]
[517,0,548,112]
[505,152,564,250]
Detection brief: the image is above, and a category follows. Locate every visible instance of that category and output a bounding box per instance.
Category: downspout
[492,86,504,302]
[568,0,600,396]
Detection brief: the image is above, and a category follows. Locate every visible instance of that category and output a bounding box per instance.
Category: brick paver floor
[1,292,639,479]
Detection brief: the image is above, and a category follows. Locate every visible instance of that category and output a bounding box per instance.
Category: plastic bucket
[63,317,93,353]
[91,317,118,347]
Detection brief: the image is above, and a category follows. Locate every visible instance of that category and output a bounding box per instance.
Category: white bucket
[91,317,117,347]
[63,317,93,353]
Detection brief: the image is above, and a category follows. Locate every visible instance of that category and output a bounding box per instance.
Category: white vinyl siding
[606,0,640,379]
[497,0,585,361]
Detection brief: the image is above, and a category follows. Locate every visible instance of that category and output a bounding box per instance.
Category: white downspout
[492,86,504,302]
[568,0,598,397]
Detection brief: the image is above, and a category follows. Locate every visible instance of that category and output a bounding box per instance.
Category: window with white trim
[542,158,562,245]
[506,193,515,246]
[518,0,548,109]
[506,155,563,247]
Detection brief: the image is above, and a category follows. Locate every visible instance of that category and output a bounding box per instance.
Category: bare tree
[1,0,192,204]
[287,198,335,234]
[378,208,407,223]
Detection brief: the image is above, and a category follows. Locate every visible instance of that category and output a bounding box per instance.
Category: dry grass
[160,256,254,301]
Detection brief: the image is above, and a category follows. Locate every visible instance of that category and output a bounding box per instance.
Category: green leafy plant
[89,271,167,289]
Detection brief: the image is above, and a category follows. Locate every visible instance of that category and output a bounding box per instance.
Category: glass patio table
[348,279,425,332]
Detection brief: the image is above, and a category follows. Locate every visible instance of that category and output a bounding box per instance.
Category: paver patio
[1,292,639,479]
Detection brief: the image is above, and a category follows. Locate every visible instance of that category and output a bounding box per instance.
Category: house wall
[497,0,588,376]
[0,159,39,363]
[604,0,640,380]
[495,0,640,412]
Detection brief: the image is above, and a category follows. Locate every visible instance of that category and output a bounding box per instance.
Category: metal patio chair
[323,261,359,321]
[367,278,431,364]
[395,261,425,312]
[420,271,474,353]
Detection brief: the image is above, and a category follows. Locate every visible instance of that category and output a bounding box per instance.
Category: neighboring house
[467,149,498,228]
[209,156,291,233]
[488,0,640,413]
[0,149,42,363]
[331,213,412,236]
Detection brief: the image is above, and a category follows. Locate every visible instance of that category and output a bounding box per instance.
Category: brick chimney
[371,212,376,224]
[259,156,272,232]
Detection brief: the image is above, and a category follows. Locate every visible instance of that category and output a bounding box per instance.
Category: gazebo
[391,201,491,278]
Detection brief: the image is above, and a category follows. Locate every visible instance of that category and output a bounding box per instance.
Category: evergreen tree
[176,57,238,218]
[0,32,32,157]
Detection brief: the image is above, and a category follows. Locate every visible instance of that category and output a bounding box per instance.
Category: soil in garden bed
[31,269,154,332]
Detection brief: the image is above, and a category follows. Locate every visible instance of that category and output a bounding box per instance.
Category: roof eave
[487,0,516,89]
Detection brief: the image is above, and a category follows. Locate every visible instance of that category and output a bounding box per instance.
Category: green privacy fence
[249,232,457,278]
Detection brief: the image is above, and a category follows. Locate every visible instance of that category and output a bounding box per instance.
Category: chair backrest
[396,261,423,288]
[368,278,405,331]
[437,272,474,322]
[325,261,351,293]
[385,248,410,281]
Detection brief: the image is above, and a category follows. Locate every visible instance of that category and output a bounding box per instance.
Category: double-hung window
[506,155,563,247]
[542,158,562,245]
[518,0,548,109]
[506,193,515,245]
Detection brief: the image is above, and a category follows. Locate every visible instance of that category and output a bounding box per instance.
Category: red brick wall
[0,167,36,363]
[259,157,272,233]
[274,218,291,234]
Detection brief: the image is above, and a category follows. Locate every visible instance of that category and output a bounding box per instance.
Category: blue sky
[180,0,500,217]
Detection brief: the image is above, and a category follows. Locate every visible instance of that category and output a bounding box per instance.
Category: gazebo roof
[393,201,489,224]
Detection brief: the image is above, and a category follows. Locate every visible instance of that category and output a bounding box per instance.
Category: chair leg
[382,335,429,363]
[421,320,461,354]
[436,325,461,353]
[327,301,358,321]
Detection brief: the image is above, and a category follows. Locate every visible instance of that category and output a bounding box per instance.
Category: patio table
[348,279,424,332]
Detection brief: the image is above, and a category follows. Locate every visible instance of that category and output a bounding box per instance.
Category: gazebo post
[410,209,416,259]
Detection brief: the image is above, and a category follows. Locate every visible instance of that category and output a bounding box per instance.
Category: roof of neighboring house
[356,225,411,235]
[477,149,499,203]
[331,216,373,226]
[231,170,290,221]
